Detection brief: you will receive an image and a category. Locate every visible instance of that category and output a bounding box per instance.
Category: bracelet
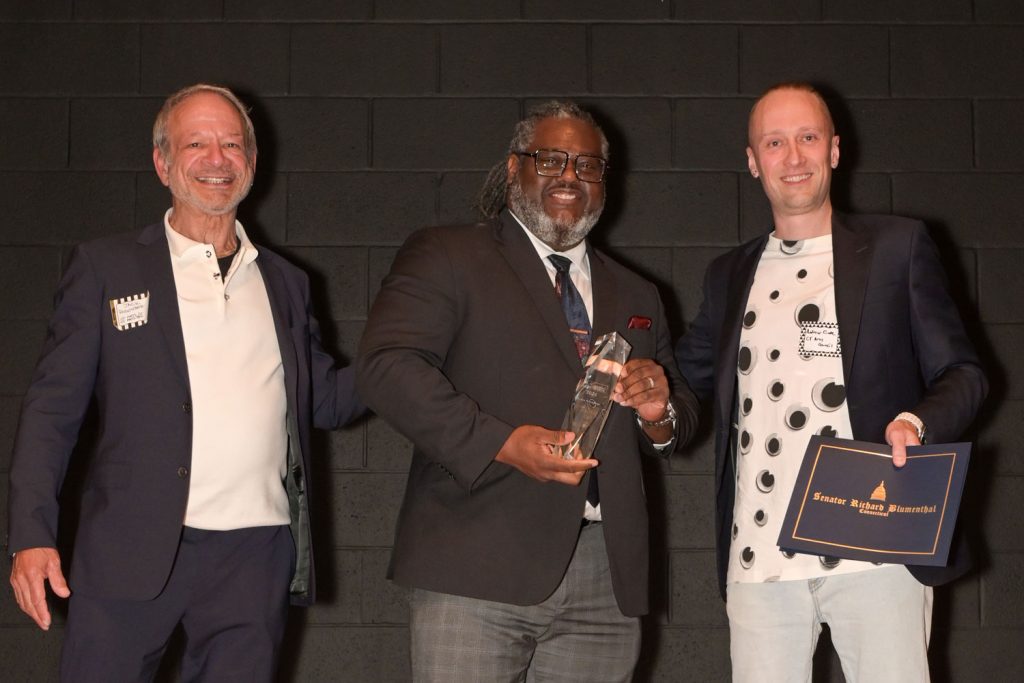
[638,401,677,428]
[894,411,926,441]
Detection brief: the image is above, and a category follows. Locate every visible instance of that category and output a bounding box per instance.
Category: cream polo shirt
[729,233,885,584]
[164,210,290,530]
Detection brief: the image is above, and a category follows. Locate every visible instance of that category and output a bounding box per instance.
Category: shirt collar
[509,210,590,279]
[163,208,259,265]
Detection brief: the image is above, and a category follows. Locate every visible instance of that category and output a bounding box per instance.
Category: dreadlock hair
[474,101,609,219]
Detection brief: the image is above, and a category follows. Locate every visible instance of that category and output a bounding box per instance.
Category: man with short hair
[7,83,363,681]
[357,101,699,682]
[674,82,987,680]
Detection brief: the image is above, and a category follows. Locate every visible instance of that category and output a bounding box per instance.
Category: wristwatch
[894,411,926,442]
[638,401,677,429]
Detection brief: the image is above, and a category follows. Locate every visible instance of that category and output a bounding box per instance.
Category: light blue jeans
[726,565,932,682]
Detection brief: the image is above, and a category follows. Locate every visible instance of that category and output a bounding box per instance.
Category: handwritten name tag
[109,292,150,331]
[799,321,841,358]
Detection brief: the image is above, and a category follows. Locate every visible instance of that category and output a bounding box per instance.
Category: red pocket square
[627,315,652,330]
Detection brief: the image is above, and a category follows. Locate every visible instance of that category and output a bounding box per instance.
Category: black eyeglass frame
[513,149,609,183]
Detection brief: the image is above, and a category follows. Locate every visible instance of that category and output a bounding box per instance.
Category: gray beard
[507,179,602,251]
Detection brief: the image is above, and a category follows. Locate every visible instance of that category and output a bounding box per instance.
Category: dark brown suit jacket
[357,211,699,617]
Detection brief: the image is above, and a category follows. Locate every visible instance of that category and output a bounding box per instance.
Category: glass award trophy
[558,331,632,460]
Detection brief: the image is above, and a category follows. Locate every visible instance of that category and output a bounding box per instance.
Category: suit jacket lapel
[831,213,871,384]
[587,245,617,341]
[136,224,189,387]
[257,255,299,408]
[715,235,767,429]
[494,212,585,376]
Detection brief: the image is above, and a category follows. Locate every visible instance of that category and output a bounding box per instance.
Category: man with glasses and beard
[357,101,699,682]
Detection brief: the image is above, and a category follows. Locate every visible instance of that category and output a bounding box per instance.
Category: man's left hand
[885,419,921,468]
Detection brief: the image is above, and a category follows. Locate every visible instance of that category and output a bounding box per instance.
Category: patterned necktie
[548,255,592,361]
[548,254,599,507]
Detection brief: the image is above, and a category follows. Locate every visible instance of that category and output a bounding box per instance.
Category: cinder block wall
[1,2,1021,681]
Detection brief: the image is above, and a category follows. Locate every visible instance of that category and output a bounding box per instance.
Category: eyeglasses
[514,149,608,183]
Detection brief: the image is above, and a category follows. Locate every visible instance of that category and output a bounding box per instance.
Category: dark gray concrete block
[893,27,1024,97]
[0,99,68,170]
[305,549,362,624]
[600,172,738,247]
[0,624,62,677]
[365,417,414,473]
[441,24,586,95]
[980,553,1024,627]
[140,23,290,96]
[982,475,1024,551]
[643,625,730,681]
[669,550,728,627]
[224,0,371,20]
[287,172,437,246]
[673,98,753,171]
[663,474,716,549]
[322,425,365,471]
[672,246,735,324]
[376,0,516,19]
[438,172,487,226]
[0,247,62,320]
[0,0,70,19]
[75,0,223,20]
[843,99,972,171]
[257,99,368,171]
[984,324,1024,401]
[0,24,138,95]
[592,25,738,96]
[975,100,1024,171]
[291,25,437,96]
[823,0,972,21]
[524,0,670,19]
[288,626,410,681]
[975,0,1024,20]
[360,549,409,624]
[275,246,369,320]
[740,26,890,97]
[70,98,162,171]
[893,174,1024,247]
[0,171,136,245]
[372,98,519,169]
[0,320,47,395]
[978,249,1024,323]
[368,247,399,311]
[676,0,819,20]
[330,472,406,546]
[976,399,1024,475]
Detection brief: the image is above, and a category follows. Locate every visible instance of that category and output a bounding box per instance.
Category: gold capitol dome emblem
[870,481,887,502]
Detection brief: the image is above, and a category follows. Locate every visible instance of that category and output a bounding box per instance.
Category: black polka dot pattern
[767,380,784,401]
[811,379,846,412]
[765,434,781,456]
[740,547,755,569]
[756,470,775,493]
[785,405,809,431]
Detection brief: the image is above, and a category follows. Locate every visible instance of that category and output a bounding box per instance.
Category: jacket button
[181,402,191,413]
[177,467,188,478]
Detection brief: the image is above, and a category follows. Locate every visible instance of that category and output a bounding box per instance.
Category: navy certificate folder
[778,436,971,566]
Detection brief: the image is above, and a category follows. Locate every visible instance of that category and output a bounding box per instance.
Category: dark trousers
[60,525,295,683]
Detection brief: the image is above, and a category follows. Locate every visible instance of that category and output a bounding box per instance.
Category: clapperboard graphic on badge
[109,291,150,331]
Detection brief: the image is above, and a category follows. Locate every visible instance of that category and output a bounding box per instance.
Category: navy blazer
[357,211,700,617]
[675,213,988,599]
[7,223,362,605]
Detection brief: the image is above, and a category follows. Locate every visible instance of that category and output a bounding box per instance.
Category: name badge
[799,321,841,358]
[109,291,150,331]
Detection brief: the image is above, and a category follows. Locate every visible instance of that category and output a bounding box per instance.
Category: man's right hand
[10,547,70,630]
[495,425,597,485]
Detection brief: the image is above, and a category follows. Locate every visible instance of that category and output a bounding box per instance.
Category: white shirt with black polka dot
[728,233,887,584]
